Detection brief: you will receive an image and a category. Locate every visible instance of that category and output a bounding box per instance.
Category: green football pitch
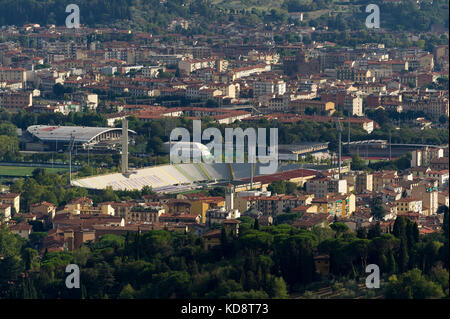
[0,165,69,177]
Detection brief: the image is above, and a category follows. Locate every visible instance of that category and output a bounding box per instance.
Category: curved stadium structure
[25,125,136,151]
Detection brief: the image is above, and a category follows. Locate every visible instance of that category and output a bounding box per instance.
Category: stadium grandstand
[72,163,318,193]
[23,125,136,152]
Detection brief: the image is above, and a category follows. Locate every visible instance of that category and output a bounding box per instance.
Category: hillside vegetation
[0,0,447,34]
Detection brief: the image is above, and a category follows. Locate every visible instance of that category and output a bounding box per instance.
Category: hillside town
[1,22,449,246]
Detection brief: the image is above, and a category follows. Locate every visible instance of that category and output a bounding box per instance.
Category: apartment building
[0,66,26,83]
[306,177,347,198]
[344,94,363,116]
[411,147,444,167]
[253,78,286,97]
[411,182,439,215]
[291,99,335,115]
[395,198,423,214]
[355,173,373,193]
[311,193,356,218]
[0,91,32,112]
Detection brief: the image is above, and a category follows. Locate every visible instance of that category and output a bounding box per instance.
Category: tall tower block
[121,118,129,174]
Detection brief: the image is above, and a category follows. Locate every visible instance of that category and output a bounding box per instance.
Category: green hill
[0,0,448,34]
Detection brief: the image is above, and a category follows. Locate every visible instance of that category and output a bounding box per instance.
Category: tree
[0,122,17,137]
[442,208,449,240]
[385,269,444,299]
[429,265,449,296]
[119,284,136,299]
[438,115,448,125]
[269,276,289,299]
[267,180,286,194]
[220,227,228,246]
[22,248,38,270]
[398,238,409,273]
[386,249,397,274]
[0,255,23,296]
[370,198,386,221]
[141,185,154,196]
[0,135,20,161]
[367,222,382,239]
[350,154,366,171]
[393,216,407,239]
[253,218,260,230]
[356,227,367,239]
[285,182,297,194]
[330,222,349,237]
[53,83,66,97]
[101,187,119,202]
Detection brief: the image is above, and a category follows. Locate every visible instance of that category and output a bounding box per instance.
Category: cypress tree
[398,238,409,273]
[393,216,407,239]
[220,227,228,245]
[443,210,449,240]
[254,218,260,230]
[387,250,396,274]
[357,227,367,239]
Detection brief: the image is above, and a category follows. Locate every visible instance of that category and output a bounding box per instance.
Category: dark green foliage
[370,198,386,221]
[385,268,445,299]
[0,210,449,298]
[275,212,302,225]
[367,222,382,239]
[350,154,366,171]
[267,180,298,195]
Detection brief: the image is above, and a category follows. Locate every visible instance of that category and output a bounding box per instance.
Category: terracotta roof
[0,193,19,198]
[10,222,32,231]
[222,219,241,224]
[202,229,222,238]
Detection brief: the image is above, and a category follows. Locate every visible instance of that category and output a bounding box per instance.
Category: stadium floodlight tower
[68,134,75,185]
[336,119,343,179]
[121,118,129,175]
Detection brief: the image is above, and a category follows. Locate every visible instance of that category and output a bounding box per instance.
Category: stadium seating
[72,162,284,191]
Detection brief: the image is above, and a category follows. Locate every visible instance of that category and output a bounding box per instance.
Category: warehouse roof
[26,125,135,143]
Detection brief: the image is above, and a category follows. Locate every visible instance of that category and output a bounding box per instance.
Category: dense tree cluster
[0,0,447,36]
[267,180,299,195]
[0,209,448,298]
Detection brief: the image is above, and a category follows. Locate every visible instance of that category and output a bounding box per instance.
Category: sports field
[0,165,69,177]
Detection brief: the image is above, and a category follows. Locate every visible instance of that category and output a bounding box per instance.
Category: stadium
[70,120,318,193]
[71,162,318,193]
